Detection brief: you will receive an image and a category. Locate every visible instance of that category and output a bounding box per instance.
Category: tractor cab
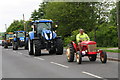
[31,19,57,40]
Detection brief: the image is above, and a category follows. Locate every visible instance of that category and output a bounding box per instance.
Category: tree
[6,20,24,32]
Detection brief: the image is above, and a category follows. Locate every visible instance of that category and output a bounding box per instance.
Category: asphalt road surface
[1,46,119,79]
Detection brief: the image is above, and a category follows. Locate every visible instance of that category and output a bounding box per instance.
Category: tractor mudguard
[71,41,78,52]
[29,32,34,40]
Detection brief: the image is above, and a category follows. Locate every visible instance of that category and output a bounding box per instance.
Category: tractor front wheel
[66,44,74,62]
[28,39,33,55]
[76,52,82,64]
[13,42,18,50]
[100,51,107,63]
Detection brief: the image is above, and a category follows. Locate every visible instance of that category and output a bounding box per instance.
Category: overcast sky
[0,0,43,32]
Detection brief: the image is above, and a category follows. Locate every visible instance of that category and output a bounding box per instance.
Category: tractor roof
[32,19,53,23]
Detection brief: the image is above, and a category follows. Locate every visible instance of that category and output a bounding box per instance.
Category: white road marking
[82,71,103,79]
[50,62,69,68]
[34,57,45,60]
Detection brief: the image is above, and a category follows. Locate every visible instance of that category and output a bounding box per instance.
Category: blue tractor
[28,19,63,56]
[12,31,28,50]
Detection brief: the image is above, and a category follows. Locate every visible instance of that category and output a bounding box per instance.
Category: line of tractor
[2,19,107,64]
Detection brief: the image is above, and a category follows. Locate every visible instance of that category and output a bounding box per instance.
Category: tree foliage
[7,20,24,32]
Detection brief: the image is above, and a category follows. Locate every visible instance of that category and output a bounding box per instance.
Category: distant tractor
[66,41,107,64]
[28,19,63,56]
[3,32,14,48]
[12,31,28,50]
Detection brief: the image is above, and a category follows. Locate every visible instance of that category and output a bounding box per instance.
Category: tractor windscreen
[17,32,25,38]
[6,34,14,40]
[37,23,51,34]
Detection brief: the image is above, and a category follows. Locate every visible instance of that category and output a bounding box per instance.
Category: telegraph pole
[5,24,7,32]
[117,1,120,49]
[23,14,26,31]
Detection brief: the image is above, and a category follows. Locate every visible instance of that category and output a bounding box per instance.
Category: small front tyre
[100,51,107,63]
[76,52,82,64]
[13,42,18,50]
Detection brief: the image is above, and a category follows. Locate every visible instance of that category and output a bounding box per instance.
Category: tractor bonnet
[81,41,96,45]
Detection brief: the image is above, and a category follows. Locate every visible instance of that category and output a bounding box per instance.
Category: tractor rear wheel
[88,55,97,61]
[76,52,82,64]
[100,51,107,63]
[55,39,63,55]
[28,39,33,55]
[33,40,41,56]
[66,44,74,62]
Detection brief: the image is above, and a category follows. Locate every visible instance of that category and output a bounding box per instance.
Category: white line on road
[82,71,103,79]
[50,62,69,68]
[34,57,45,60]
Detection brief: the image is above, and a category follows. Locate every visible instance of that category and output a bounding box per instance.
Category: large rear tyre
[88,55,97,61]
[28,39,33,55]
[76,52,82,64]
[66,44,74,62]
[33,40,41,56]
[13,42,18,50]
[55,39,63,55]
[100,51,107,63]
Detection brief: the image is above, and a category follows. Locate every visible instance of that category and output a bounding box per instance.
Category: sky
[0,0,43,32]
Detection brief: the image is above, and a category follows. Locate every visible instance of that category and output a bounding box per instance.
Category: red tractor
[66,41,107,64]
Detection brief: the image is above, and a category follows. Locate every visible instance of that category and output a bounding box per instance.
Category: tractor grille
[46,33,50,39]
[88,44,96,52]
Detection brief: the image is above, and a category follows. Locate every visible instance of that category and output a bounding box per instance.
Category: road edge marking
[50,62,69,68]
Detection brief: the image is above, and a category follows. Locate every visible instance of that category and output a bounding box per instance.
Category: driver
[76,29,90,43]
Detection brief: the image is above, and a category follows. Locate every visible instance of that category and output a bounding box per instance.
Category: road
[1,46,119,79]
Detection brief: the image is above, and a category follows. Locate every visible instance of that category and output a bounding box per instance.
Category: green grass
[97,47,120,53]
[105,49,120,53]
[97,47,118,49]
